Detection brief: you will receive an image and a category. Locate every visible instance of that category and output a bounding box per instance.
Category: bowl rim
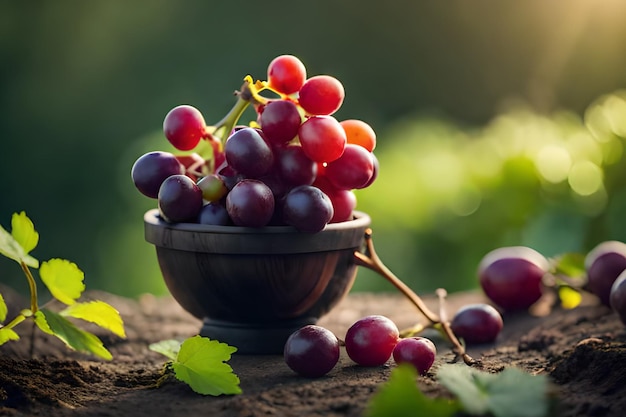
[143,208,371,235]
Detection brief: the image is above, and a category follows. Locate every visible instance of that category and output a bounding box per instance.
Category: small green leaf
[0,221,39,267]
[35,308,112,360]
[437,364,549,417]
[0,293,7,323]
[0,327,19,344]
[11,211,39,254]
[61,300,126,338]
[551,253,586,280]
[558,286,583,309]
[149,339,182,361]
[365,364,459,417]
[172,335,241,396]
[39,258,85,305]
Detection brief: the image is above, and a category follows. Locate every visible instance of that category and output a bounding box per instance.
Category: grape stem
[353,228,475,365]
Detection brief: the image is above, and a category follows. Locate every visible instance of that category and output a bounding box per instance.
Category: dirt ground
[1,284,625,417]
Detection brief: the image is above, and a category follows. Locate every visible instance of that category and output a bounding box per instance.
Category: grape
[327,189,357,223]
[226,179,275,227]
[267,55,307,95]
[344,315,399,367]
[197,202,231,226]
[392,337,436,375]
[298,116,346,163]
[163,105,207,151]
[260,99,302,145]
[450,303,503,344]
[158,174,203,223]
[341,119,376,152]
[298,75,345,116]
[325,144,374,190]
[610,271,626,325]
[478,246,549,311]
[361,152,379,189]
[225,127,274,178]
[131,151,184,198]
[282,185,334,233]
[197,173,227,202]
[283,325,340,378]
[276,145,318,187]
[584,240,626,305]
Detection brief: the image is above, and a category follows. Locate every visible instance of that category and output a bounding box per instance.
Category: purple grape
[224,127,274,178]
[226,179,275,227]
[131,151,184,198]
[585,240,626,306]
[450,303,503,344]
[282,185,333,233]
[197,202,232,226]
[283,325,340,378]
[610,271,626,325]
[276,145,318,187]
[478,246,549,311]
[158,174,203,223]
[344,315,399,367]
[260,99,302,145]
[392,337,436,375]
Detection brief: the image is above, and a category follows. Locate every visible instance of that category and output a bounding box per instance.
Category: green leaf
[11,211,39,254]
[365,364,459,417]
[172,335,241,396]
[149,339,182,361]
[39,258,85,305]
[0,292,7,323]
[35,309,112,360]
[61,300,126,338]
[551,252,586,280]
[0,219,39,267]
[437,364,549,417]
[0,327,20,345]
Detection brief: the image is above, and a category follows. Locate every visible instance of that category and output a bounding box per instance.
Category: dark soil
[1,284,625,417]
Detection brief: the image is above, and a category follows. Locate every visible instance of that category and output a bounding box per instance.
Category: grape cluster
[477,241,626,327]
[131,55,378,232]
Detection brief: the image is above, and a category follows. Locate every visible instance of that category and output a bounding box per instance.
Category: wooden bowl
[144,209,371,354]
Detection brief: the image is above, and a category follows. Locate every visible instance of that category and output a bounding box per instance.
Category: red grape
[344,315,399,367]
[450,303,503,344]
[163,105,207,151]
[478,246,549,311]
[584,240,626,305]
[225,127,274,178]
[226,179,275,227]
[197,202,231,226]
[610,271,626,325]
[260,99,302,145]
[298,116,346,163]
[267,55,307,95]
[325,144,374,190]
[158,174,203,223]
[131,151,184,198]
[392,337,436,375]
[276,145,318,187]
[298,75,345,116]
[282,185,333,233]
[283,325,340,378]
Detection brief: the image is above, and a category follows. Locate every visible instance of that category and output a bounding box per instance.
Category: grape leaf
[0,292,7,323]
[0,327,19,345]
[0,221,39,268]
[149,339,182,361]
[11,211,39,254]
[437,364,549,417]
[172,335,241,396]
[365,364,459,417]
[551,252,586,280]
[61,300,126,338]
[34,309,112,360]
[39,258,85,305]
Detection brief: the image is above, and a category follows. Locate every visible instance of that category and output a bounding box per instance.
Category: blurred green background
[2,1,626,298]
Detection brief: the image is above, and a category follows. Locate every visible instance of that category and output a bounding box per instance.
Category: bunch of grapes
[477,241,626,327]
[131,55,378,233]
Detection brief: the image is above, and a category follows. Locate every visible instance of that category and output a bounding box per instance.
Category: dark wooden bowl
[144,209,371,353]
